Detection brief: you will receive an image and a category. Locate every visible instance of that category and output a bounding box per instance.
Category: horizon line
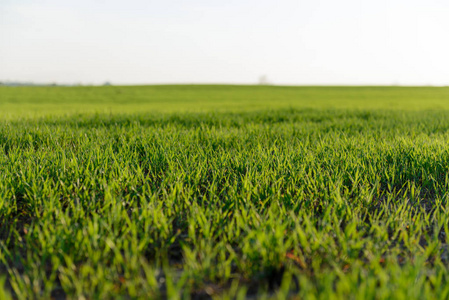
[1,82,449,88]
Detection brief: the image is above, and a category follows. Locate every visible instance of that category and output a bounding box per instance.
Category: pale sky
[1,0,449,85]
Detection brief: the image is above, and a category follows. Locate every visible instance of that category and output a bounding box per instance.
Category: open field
[2,85,449,298]
[2,85,449,118]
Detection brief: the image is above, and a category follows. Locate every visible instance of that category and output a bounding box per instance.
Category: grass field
[2,85,449,299]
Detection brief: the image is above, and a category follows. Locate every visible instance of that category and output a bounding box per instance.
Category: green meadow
[2,85,449,117]
[2,85,449,299]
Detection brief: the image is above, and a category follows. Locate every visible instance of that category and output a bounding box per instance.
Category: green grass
[2,85,449,118]
[2,85,449,299]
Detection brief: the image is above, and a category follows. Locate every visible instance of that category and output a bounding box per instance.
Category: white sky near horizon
[1,0,449,86]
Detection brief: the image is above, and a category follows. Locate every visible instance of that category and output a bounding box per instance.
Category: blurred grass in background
[2,85,449,118]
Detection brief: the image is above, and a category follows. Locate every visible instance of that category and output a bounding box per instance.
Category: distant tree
[258,75,270,85]
[103,81,111,86]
